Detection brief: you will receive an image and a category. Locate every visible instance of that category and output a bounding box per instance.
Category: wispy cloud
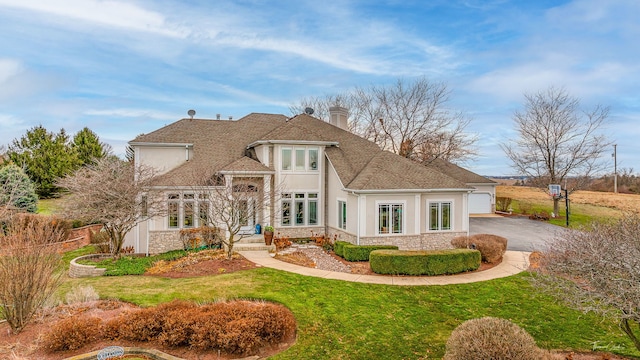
[0,0,188,37]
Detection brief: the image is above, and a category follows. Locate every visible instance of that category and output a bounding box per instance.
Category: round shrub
[41,316,103,351]
[451,233,507,263]
[444,317,544,360]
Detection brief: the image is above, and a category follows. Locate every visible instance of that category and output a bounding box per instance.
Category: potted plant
[263,225,274,246]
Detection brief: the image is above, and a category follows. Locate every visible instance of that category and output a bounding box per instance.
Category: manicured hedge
[369,249,481,276]
[334,241,352,258]
[342,244,399,261]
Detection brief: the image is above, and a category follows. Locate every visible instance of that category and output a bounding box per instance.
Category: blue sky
[1,0,638,176]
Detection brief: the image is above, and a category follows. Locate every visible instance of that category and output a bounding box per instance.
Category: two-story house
[124,107,486,255]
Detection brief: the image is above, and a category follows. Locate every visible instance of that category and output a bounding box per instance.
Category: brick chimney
[329,106,349,130]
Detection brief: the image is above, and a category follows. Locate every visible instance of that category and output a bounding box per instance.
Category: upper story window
[281,147,319,172]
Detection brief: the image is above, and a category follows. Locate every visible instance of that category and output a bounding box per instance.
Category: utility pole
[613,144,618,193]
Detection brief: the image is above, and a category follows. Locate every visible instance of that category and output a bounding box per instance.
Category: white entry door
[239,199,257,235]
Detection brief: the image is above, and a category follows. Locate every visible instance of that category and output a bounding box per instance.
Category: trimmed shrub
[343,244,399,261]
[334,240,351,257]
[369,249,481,276]
[41,316,103,351]
[444,317,544,360]
[451,233,507,264]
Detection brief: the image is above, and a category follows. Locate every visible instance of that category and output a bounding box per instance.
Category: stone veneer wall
[326,227,357,243]
[148,230,182,254]
[327,227,463,250]
[274,226,325,239]
[359,232,464,250]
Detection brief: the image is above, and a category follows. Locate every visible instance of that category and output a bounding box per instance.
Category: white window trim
[375,200,406,236]
[280,146,320,173]
[280,191,320,227]
[427,199,454,232]
[167,192,212,230]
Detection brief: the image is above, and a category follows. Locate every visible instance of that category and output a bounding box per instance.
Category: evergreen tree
[0,163,38,213]
[8,125,80,198]
[72,127,108,166]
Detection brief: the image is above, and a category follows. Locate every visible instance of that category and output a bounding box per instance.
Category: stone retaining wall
[68,254,110,278]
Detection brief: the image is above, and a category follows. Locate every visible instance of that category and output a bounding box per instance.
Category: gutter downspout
[352,191,361,245]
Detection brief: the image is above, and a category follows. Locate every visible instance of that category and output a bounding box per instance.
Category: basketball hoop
[548,184,561,198]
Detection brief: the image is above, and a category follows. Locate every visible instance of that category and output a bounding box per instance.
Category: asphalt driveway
[469,216,563,252]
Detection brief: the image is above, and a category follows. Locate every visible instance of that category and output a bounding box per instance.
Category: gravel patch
[279,244,351,273]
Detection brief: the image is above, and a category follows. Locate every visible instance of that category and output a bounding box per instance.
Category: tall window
[168,193,179,228]
[281,194,291,226]
[282,148,292,170]
[309,193,318,225]
[429,201,452,230]
[198,198,209,226]
[281,192,318,226]
[295,193,305,225]
[183,194,195,228]
[309,149,318,170]
[378,203,403,234]
[295,148,305,170]
[338,200,346,230]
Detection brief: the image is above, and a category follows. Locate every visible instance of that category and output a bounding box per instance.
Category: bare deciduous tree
[0,214,66,334]
[501,87,611,215]
[291,77,478,164]
[57,157,163,257]
[534,214,640,351]
[190,175,275,260]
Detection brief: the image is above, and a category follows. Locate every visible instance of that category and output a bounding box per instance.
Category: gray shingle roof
[424,158,496,185]
[132,112,472,191]
[132,113,286,186]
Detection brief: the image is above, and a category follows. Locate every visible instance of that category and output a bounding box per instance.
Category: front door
[239,199,257,235]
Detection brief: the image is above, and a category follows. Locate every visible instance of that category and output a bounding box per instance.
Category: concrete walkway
[238,250,531,286]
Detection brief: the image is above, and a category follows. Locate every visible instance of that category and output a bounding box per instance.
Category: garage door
[469,193,492,214]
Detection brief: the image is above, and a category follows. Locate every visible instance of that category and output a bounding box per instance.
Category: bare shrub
[451,234,507,263]
[41,316,103,351]
[65,285,99,305]
[0,214,66,334]
[90,230,111,253]
[444,317,544,360]
[534,214,640,351]
[44,299,296,355]
[496,197,512,212]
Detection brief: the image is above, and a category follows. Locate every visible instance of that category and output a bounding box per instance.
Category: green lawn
[36,197,65,215]
[59,267,640,359]
[509,198,621,228]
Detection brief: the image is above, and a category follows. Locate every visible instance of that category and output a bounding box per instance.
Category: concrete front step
[233,243,274,252]
[236,235,266,244]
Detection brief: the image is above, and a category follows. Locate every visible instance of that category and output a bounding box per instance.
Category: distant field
[497,185,639,226]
